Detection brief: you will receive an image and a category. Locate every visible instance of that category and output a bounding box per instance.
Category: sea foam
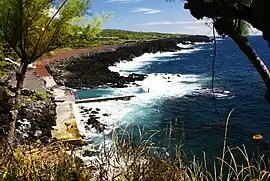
[108,48,201,76]
[74,45,206,153]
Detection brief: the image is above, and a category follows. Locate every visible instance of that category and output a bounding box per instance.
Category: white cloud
[106,0,141,3]
[131,8,162,14]
[144,10,162,14]
[139,21,206,26]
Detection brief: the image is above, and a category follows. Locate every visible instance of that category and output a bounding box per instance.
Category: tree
[168,0,270,103]
[0,0,101,145]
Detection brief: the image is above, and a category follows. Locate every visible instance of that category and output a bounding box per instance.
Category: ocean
[74,36,270,159]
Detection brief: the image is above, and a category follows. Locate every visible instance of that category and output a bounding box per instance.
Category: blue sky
[91,0,212,35]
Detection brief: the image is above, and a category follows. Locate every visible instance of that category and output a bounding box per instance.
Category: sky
[91,0,262,36]
[91,0,213,35]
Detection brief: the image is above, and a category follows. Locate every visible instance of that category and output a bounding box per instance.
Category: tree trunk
[8,62,28,146]
[214,18,270,103]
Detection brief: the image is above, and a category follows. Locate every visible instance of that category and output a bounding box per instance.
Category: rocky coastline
[45,35,211,138]
[46,35,211,88]
[0,35,211,144]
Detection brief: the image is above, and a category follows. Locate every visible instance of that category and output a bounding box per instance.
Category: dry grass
[0,141,94,180]
[0,136,269,181]
[0,111,270,180]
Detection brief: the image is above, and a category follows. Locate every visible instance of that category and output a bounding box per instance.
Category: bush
[0,54,5,62]
[31,91,48,101]
[0,55,8,76]
[0,142,94,180]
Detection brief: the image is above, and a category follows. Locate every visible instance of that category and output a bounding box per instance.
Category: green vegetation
[0,142,90,180]
[48,47,73,57]
[31,91,49,101]
[45,29,186,53]
[0,112,267,180]
[43,29,187,55]
[91,29,186,46]
[0,0,107,145]
[0,56,8,76]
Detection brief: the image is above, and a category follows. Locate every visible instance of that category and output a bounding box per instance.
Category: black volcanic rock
[0,88,56,142]
[46,36,211,88]
[91,110,99,114]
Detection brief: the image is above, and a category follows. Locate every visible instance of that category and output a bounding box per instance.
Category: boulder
[91,110,99,114]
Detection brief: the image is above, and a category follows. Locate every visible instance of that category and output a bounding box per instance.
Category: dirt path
[35,44,123,77]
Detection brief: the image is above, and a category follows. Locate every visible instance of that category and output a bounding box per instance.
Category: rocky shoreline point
[46,35,212,88]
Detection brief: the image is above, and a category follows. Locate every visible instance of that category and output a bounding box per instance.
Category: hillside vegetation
[94,29,186,45]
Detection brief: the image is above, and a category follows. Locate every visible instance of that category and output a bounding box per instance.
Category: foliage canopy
[0,0,107,63]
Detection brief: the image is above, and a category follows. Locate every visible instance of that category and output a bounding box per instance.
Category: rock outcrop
[0,88,57,142]
[47,36,211,88]
[0,63,57,143]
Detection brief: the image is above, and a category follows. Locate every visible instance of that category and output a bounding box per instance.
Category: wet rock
[79,106,85,109]
[91,110,99,114]
[86,117,106,133]
[103,113,109,116]
[125,73,147,82]
[132,82,140,86]
[85,125,90,131]
[112,83,128,88]
[96,108,100,111]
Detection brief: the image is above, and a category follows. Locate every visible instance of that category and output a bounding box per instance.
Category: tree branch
[184,0,269,41]
[31,0,69,60]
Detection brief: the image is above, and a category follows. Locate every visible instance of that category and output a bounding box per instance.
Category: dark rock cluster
[47,36,211,88]
[17,89,57,142]
[0,87,57,142]
[79,106,110,133]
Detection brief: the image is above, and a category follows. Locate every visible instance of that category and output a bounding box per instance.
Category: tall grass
[0,139,269,180]
[0,112,270,180]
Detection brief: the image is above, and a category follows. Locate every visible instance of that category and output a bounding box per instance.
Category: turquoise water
[77,88,116,99]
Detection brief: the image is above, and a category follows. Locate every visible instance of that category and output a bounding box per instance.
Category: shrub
[0,142,94,180]
[0,54,5,62]
[0,55,8,76]
[31,91,48,101]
